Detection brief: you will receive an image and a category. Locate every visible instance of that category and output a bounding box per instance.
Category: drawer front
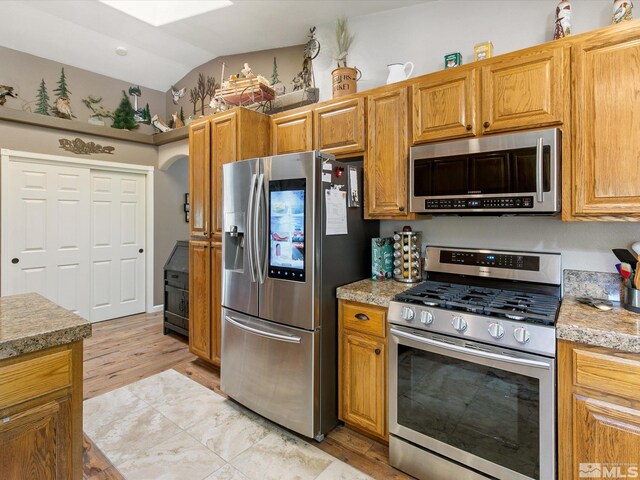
[165,271,188,289]
[573,348,640,402]
[341,301,386,338]
[0,349,72,409]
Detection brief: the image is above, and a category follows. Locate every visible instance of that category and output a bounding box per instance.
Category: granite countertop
[336,278,414,307]
[0,293,92,360]
[557,296,640,353]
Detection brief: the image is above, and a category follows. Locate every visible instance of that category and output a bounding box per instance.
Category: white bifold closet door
[3,160,146,322]
[4,161,91,318]
[90,171,146,322]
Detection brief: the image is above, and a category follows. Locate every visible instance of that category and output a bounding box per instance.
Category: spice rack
[392,230,423,283]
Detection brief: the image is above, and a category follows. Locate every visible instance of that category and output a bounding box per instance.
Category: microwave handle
[536,137,544,203]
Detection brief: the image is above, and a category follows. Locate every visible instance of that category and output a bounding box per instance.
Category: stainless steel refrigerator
[221,151,377,441]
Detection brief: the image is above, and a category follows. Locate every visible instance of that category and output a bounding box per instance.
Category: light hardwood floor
[82,312,412,480]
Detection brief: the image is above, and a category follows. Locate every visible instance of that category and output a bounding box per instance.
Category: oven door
[389,326,555,480]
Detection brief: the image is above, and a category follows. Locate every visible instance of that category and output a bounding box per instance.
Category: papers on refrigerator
[325,188,348,235]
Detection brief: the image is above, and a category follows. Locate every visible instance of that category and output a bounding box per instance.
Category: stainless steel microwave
[410,128,561,214]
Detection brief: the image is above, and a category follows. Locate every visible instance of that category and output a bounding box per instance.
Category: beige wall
[167,44,305,118]
[0,120,189,306]
[0,46,166,134]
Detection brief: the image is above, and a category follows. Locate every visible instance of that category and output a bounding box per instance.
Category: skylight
[99,0,233,27]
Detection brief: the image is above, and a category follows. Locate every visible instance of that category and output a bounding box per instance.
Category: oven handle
[390,327,552,370]
[536,137,544,203]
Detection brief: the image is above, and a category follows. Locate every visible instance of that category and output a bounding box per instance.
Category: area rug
[84,369,372,480]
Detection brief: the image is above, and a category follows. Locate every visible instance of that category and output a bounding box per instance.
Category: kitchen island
[0,293,91,480]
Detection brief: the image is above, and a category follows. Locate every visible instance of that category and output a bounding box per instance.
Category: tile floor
[84,369,373,480]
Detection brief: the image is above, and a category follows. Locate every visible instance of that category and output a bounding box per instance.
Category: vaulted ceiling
[1,0,430,91]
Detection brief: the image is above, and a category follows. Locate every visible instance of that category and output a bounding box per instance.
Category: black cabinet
[164,241,189,337]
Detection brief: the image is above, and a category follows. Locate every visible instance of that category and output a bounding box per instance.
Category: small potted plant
[332,17,359,98]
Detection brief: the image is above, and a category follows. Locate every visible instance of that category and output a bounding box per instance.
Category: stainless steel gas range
[388,246,561,480]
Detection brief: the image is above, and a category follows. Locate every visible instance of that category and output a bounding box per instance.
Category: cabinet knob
[354,313,370,321]
[139,248,144,253]
[399,206,405,212]
[466,124,472,131]
[11,258,19,264]
[203,231,208,237]
[483,121,490,128]
[374,348,381,355]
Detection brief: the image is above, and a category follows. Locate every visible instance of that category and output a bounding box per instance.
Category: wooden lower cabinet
[211,241,222,365]
[558,340,640,479]
[338,300,388,441]
[188,240,222,366]
[0,342,83,480]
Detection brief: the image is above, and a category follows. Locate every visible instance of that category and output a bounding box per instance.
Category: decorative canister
[392,228,423,283]
[332,67,360,98]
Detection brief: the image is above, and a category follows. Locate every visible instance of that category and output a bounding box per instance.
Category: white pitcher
[386,62,414,84]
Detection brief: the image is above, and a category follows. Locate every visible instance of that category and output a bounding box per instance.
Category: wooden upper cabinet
[412,68,477,143]
[189,241,211,360]
[189,120,211,239]
[313,97,366,155]
[366,87,410,218]
[271,109,313,155]
[481,45,568,134]
[572,27,640,217]
[211,111,238,237]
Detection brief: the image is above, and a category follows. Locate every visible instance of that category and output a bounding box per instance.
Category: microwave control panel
[424,196,534,210]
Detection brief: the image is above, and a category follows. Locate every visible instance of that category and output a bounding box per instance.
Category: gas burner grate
[395,281,560,325]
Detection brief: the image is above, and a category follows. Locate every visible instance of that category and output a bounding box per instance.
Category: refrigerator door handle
[225,315,302,344]
[254,173,267,284]
[246,173,258,283]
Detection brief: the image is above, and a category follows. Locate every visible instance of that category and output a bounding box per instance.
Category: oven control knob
[514,327,531,344]
[420,311,434,325]
[488,322,504,339]
[401,306,415,321]
[451,316,467,332]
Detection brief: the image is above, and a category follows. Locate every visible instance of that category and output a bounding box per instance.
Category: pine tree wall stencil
[34,79,50,115]
[111,91,138,130]
[54,68,71,100]
[51,67,74,119]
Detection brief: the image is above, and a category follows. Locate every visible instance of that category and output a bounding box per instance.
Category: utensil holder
[623,287,640,313]
[392,230,422,283]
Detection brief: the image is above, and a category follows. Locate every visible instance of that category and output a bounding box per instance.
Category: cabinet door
[340,331,386,439]
[481,45,567,134]
[271,110,313,155]
[0,397,71,480]
[572,29,640,216]
[571,395,640,477]
[412,68,477,143]
[189,241,211,360]
[211,241,222,366]
[366,87,410,218]
[189,120,211,239]
[211,112,238,238]
[314,98,366,155]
